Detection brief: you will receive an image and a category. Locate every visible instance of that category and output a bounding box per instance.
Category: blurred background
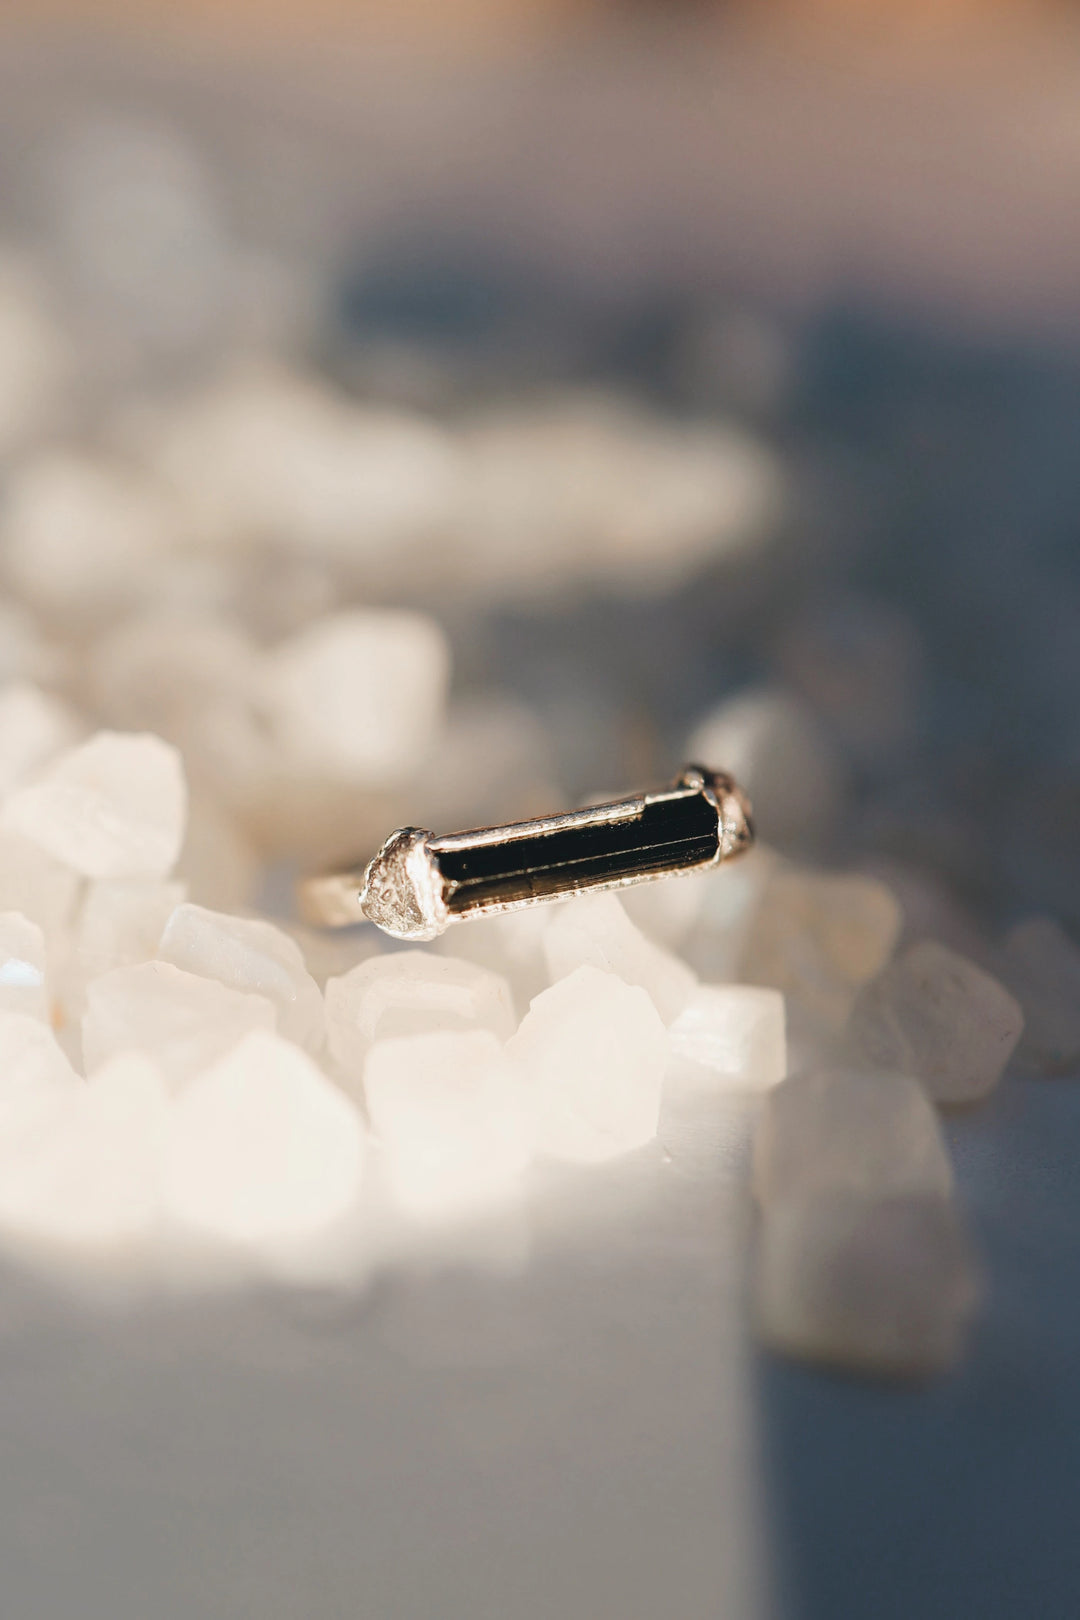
[1,2,1079,1618]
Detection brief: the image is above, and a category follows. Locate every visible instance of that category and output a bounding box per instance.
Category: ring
[298,764,754,942]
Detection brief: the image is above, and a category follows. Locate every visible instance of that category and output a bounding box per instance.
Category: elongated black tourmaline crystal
[431,773,728,917]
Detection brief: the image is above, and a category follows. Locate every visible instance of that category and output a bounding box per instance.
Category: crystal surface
[0,1051,167,1252]
[158,903,324,1053]
[0,911,48,1021]
[325,950,515,1083]
[62,878,185,1023]
[0,681,80,798]
[506,964,668,1163]
[82,960,276,1093]
[755,1191,978,1377]
[1001,916,1080,1076]
[0,828,81,953]
[265,609,449,784]
[752,1067,954,1210]
[1,731,187,879]
[364,1029,532,1218]
[851,940,1024,1106]
[164,1030,365,1247]
[740,864,902,1034]
[668,985,786,1089]
[542,892,698,1025]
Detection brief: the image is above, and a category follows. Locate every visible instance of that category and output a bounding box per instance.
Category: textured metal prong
[298,765,754,938]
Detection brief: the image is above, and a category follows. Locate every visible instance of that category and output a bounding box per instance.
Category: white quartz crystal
[1,451,178,622]
[0,828,80,951]
[326,950,515,1083]
[752,1067,954,1210]
[435,905,551,1013]
[620,868,710,949]
[851,940,1024,1106]
[364,1029,532,1218]
[755,1192,978,1377]
[0,681,81,798]
[506,965,667,1163]
[669,985,786,1089]
[0,1052,167,1252]
[0,911,48,1021]
[740,864,902,1034]
[65,878,184,1007]
[158,903,324,1053]
[1,731,187,880]
[164,1029,365,1247]
[264,610,449,784]
[686,687,845,851]
[542,892,697,1025]
[0,1011,79,1125]
[1001,916,1080,1076]
[83,960,275,1092]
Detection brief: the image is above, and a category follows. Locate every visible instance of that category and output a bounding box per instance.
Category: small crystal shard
[851,940,1024,1106]
[752,1067,954,1209]
[1,730,187,879]
[0,1052,167,1252]
[265,610,449,784]
[0,911,48,1021]
[158,903,324,1053]
[669,985,786,1089]
[506,964,668,1163]
[82,960,275,1092]
[755,1192,979,1377]
[326,950,515,1082]
[542,892,697,1025]
[164,1029,365,1246]
[364,1029,532,1218]
[740,864,902,1034]
[61,878,185,1024]
[0,681,81,798]
[1001,916,1080,1076]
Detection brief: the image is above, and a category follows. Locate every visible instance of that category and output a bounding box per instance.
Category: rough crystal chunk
[0,1011,79,1130]
[669,985,786,1089]
[82,960,275,1092]
[364,1029,532,1218]
[686,687,844,851]
[506,965,667,1163]
[0,828,80,952]
[265,610,449,784]
[752,1067,954,1209]
[755,1192,979,1377]
[0,911,48,1021]
[326,950,515,1083]
[0,681,80,798]
[1,731,187,879]
[542,892,697,1025]
[61,878,185,1024]
[0,1052,167,1252]
[740,864,902,1034]
[851,940,1024,1106]
[164,1030,365,1247]
[1001,916,1080,1076]
[158,903,324,1053]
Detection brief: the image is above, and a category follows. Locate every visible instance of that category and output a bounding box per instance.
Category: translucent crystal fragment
[0,829,80,950]
[542,892,698,1025]
[686,687,844,851]
[364,1029,532,1218]
[158,903,324,1053]
[741,865,902,1034]
[164,1030,365,1248]
[851,941,1024,1106]
[1001,916,1080,1076]
[325,950,515,1082]
[755,1192,979,1377]
[669,985,786,1089]
[62,878,185,1021]
[506,965,667,1163]
[0,681,80,798]
[82,960,275,1092]
[265,610,449,784]
[0,911,48,1021]
[2,731,187,879]
[0,1052,167,1252]
[752,1068,954,1210]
